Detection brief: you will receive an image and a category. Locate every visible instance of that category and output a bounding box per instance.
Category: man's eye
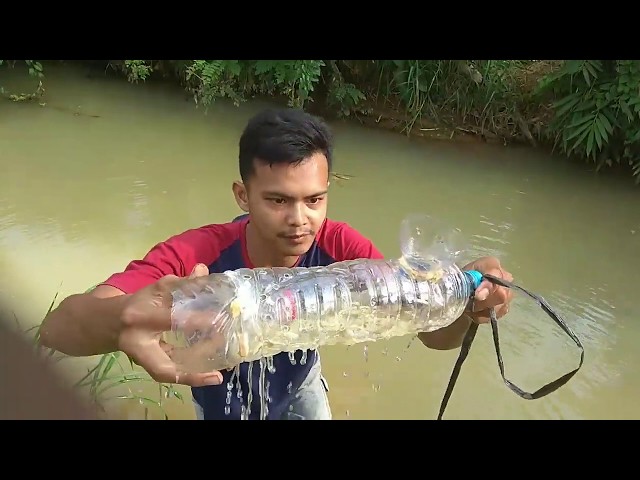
[271,198,285,204]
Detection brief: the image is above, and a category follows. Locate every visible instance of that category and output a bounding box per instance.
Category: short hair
[238,108,333,182]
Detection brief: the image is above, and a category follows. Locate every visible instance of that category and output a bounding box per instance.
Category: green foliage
[179,60,330,110]
[123,60,152,83]
[0,59,43,78]
[252,60,324,107]
[0,59,44,98]
[373,60,534,135]
[535,60,640,181]
[114,60,368,116]
[3,59,640,181]
[185,60,244,107]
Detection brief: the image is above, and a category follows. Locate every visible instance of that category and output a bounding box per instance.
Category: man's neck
[245,222,299,268]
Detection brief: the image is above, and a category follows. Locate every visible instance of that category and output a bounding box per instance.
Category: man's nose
[287,204,306,226]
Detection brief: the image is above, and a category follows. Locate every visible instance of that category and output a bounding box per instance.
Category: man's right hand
[116,263,224,387]
[39,263,224,388]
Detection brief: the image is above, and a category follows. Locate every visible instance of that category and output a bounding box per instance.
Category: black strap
[436,273,585,420]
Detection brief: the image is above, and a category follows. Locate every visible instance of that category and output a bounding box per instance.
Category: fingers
[131,339,223,387]
[177,370,224,388]
[161,269,212,305]
[461,256,515,325]
[159,338,174,354]
[495,301,511,319]
[468,300,511,324]
[475,267,513,300]
[120,264,223,388]
[128,339,177,383]
[160,339,225,388]
[474,280,514,313]
[143,265,208,324]
[189,263,209,278]
[472,268,514,312]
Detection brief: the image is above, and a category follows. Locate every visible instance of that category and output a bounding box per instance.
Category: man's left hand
[462,256,514,324]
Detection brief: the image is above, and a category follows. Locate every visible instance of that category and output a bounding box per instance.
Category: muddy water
[1,62,639,420]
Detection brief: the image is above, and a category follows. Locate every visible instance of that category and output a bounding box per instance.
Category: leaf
[603,108,618,128]
[575,98,597,112]
[586,127,596,157]
[620,99,634,121]
[564,115,594,142]
[253,61,274,75]
[566,113,594,130]
[570,125,591,153]
[553,93,580,109]
[599,112,614,134]
[97,377,155,396]
[591,60,603,72]
[585,61,600,80]
[627,128,640,143]
[554,95,580,118]
[115,395,162,408]
[225,61,242,77]
[583,67,591,86]
[594,119,603,150]
[563,60,584,75]
[628,96,640,106]
[73,363,102,388]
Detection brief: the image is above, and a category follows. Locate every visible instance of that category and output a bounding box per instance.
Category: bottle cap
[464,270,484,290]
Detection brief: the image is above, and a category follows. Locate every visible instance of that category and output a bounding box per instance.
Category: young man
[39,107,513,420]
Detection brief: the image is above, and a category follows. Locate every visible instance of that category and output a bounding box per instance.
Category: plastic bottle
[168,214,483,374]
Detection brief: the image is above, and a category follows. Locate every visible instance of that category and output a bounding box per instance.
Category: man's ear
[232,181,249,212]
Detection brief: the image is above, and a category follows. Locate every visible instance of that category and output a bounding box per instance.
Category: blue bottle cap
[464,270,484,290]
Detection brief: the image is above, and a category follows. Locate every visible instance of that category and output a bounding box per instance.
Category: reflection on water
[1,62,639,420]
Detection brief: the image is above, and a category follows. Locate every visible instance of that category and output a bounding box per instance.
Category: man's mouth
[281,232,312,240]
[284,234,308,238]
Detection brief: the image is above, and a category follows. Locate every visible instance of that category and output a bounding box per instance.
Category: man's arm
[38,285,130,356]
[39,228,209,356]
[416,315,473,350]
[39,226,228,388]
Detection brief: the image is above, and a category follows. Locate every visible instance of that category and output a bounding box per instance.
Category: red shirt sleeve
[322,220,384,261]
[100,225,226,294]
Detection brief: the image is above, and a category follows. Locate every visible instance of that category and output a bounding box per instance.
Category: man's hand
[117,263,224,388]
[462,256,514,324]
[414,256,515,351]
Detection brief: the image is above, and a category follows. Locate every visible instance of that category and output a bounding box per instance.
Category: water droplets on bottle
[168,213,477,420]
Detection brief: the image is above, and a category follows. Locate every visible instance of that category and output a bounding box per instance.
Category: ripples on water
[126,179,152,229]
[468,215,513,258]
[2,63,639,420]
[421,199,626,419]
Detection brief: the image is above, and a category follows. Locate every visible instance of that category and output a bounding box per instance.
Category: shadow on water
[1,61,639,419]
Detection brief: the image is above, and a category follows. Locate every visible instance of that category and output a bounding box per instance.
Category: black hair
[238,107,333,182]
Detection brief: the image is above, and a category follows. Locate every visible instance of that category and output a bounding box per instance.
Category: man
[39,107,513,420]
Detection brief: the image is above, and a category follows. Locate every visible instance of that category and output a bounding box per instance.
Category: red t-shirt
[99,215,383,420]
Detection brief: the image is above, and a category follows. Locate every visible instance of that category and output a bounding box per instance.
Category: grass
[14,289,184,420]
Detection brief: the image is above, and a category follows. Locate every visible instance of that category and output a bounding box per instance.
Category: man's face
[234,152,330,260]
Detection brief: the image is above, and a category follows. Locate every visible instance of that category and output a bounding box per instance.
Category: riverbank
[0,60,553,146]
[3,59,639,183]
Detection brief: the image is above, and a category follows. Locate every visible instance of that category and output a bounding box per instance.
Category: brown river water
[1,62,639,420]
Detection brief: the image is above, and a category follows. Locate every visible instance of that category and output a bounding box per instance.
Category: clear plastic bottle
[168,214,484,374]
